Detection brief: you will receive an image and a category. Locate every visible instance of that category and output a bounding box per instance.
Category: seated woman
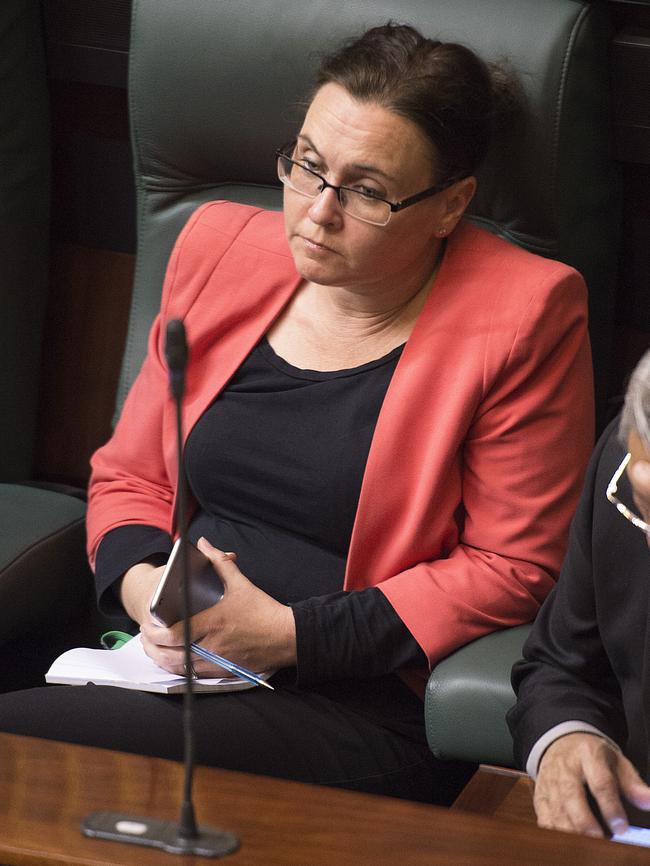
[0,23,594,804]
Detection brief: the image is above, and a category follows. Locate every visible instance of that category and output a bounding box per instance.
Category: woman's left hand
[139,537,297,677]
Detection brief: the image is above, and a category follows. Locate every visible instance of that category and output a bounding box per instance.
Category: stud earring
[438,227,447,237]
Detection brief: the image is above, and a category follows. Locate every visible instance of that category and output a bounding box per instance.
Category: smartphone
[612,802,650,847]
[149,538,224,626]
[612,826,650,848]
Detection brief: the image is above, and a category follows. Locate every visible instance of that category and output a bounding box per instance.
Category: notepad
[45,634,266,694]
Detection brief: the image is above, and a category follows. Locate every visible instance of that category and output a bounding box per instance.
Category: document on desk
[45,634,270,694]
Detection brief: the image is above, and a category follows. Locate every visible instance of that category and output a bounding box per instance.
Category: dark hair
[314,22,520,185]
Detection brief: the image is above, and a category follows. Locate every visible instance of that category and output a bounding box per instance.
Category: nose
[307,186,343,226]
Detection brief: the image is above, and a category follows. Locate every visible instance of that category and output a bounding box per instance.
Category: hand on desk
[535,732,650,837]
[123,537,297,678]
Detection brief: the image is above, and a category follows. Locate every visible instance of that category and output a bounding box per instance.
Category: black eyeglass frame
[275,142,463,220]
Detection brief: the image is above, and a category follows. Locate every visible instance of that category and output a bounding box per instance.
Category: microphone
[81,319,239,857]
[165,318,188,401]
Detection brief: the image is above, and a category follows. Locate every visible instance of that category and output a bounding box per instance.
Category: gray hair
[619,348,650,451]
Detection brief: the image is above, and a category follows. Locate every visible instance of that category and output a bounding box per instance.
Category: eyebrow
[296,134,395,183]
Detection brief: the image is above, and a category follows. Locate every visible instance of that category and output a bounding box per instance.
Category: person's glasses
[275,143,457,227]
[606,452,650,535]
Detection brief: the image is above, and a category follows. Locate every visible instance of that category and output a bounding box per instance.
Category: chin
[292,253,341,287]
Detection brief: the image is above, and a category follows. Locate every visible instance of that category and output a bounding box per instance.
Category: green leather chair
[425,625,532,768]
[117,0,618,769]
[0,0,620,769]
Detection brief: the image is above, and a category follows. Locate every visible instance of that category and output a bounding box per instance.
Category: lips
[299,235,337,254]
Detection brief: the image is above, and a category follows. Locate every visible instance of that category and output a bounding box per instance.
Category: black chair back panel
[119,0,618,421]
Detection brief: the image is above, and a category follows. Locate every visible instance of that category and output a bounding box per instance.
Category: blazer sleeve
[378,263,595,668]
[86,205,214,568]
[506,420,628,770]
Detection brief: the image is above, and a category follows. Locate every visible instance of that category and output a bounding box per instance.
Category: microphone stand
[81,319,239,857]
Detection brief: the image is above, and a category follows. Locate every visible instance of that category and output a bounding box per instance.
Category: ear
[437,176,477,237]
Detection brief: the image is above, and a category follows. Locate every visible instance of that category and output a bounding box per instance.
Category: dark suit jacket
[508,416,650,778]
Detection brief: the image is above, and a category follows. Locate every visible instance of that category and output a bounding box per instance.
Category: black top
[95,337,425,687]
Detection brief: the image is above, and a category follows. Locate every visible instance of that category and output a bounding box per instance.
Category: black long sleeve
[292,588,425,686]
[94,524,172,615]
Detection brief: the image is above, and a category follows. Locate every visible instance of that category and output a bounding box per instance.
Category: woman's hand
[534,732,650,836]
[120,561,165,626]
[139,537,297,677]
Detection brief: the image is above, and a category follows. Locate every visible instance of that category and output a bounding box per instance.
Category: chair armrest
[425,625,532,768]
[0,484,92,644]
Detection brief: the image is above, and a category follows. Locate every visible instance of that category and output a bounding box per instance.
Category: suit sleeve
[506,420,628,770]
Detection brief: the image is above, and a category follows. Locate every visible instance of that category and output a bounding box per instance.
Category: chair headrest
[119,0,618,418]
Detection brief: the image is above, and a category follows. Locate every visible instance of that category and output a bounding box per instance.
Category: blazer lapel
[344,223,488,589]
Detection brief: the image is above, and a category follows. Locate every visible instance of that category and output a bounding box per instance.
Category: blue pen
[190,642,274,690]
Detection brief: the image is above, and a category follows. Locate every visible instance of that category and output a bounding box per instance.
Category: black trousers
[0,672,475,804]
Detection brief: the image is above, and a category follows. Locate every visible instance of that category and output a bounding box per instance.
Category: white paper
[46,634,232,687]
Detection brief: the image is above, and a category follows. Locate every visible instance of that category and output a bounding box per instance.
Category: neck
[311,239,445,329]
[266,241,446,371]
[309,277,429,343]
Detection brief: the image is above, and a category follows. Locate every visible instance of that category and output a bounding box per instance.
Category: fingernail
[197,536,215,552]
[610,818,628,834]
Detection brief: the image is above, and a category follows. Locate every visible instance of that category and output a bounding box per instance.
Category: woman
[0,23,593,803]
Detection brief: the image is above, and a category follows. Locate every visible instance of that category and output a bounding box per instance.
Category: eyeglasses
[275,143,457,227]
[606,452,650,535]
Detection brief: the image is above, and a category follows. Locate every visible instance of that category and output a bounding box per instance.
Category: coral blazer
[88,202,594,692]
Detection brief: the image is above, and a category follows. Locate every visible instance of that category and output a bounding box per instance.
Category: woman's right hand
[119,561,165,626]
[119,559,233,677]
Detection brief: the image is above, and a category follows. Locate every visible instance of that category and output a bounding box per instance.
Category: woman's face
[283,83,474,298]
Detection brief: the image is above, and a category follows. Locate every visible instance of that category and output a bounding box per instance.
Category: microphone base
[82,811,240,857]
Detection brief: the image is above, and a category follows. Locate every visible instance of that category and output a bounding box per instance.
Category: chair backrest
[119,0,619,424]
[0,0,50,480]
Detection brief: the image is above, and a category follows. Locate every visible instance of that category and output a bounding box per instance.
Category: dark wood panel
[452,766,537,824]
[49,78,130,140]
[35,244,134,486]
[1,734,648,866]
[44,0,131,87]
[49,79,136,253]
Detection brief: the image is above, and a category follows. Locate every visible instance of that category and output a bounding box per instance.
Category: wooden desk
[0,733,648,866]
[452,765,537,825]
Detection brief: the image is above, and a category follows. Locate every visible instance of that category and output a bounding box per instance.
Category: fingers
[534,734,629,837]
[197,536,236,563]
[197,537,241,584]
[619,754,650,812]
[535,773,604,837]
[139,626,232,677]
[582,749,628,836]
[140,619,177,647]
[139,624,183,673]
[141,614,208,649]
